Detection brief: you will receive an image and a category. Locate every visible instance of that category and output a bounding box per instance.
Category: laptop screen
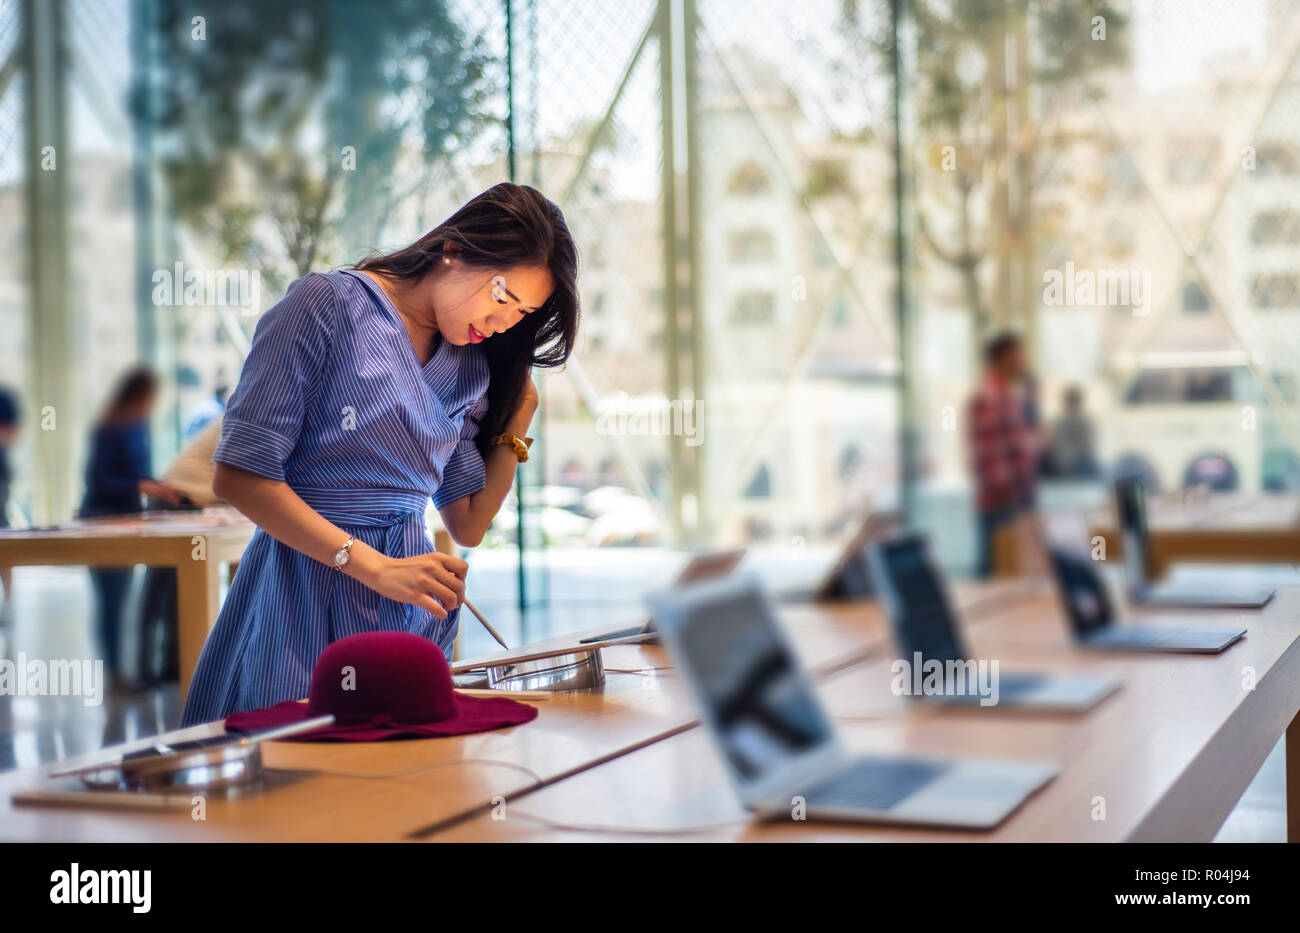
[823,548,875,600]
[1115,477,1149,539]
[666,585,835,784]
[677,548,746,585]
[819,511,904,599]
[1115,477,1151,583]
[1046,544,1115,636]
[871,536,966,663]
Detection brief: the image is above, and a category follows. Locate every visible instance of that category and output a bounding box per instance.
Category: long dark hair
[356,183,580,456]
[101,367,159,426]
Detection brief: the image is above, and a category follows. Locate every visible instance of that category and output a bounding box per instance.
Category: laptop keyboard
[992,673,1045,701]
[1139,584,1270,606]
[1089,626,1237,650]
[935,671,1042,703]
[1089,626,1183,647]
[800,755,951,811]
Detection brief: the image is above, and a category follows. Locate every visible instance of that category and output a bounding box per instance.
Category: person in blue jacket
[82,367,181,684]
[181,183,579,725]
[0,385,19,630]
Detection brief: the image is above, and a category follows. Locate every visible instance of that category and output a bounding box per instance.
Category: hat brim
[224,692,538,741]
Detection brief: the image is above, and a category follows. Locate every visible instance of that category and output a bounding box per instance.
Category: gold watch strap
[491,432,532,462]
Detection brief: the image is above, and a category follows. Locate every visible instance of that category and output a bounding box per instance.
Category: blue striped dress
[180,269,490,726]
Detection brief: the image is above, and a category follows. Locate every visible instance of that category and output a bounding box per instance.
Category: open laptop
[1114,477,1274,609]
[781,510,906,602]
[1042,513,1246,654]
[867,535,1120,711]
[648,574,1057,829]
[578,547,747,645]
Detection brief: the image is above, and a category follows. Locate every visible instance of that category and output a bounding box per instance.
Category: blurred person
[81,367,182,686]
[181,183,579,726]
[161,415,223,510]
[1020,370,1055,478]
[137,416,225,685]
[0,385,19,629]
[1020,371,1042,430]
[1186,368,1230,403]
[967,332,1038,577]
[182,378,230,440]
[1046,386,1100,480]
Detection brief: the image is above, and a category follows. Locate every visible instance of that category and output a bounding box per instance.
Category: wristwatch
[492,433,534,463]
[332,535,355,571]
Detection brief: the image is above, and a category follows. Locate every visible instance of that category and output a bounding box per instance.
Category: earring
[442,256,451,265]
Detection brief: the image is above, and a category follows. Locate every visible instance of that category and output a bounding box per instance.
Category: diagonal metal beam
[0,46,17,101]
[558,8,657,207]
[563,355,671,528]
[691,29,895,528]
[707,220,885,531]
[1087,17,1300,391]
[548,5,674,537]
[707,35,896,353]
[1180,248,1300,457]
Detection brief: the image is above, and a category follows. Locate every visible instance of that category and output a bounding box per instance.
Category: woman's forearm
[439,383,540,548]
[438,443,523,547]
[213,463,387,586]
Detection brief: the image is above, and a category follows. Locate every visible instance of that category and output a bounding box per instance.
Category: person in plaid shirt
[968,332,1038,577]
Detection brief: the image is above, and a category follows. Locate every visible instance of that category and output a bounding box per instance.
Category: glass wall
[7,0,1300,657]
[906,0,1300,571]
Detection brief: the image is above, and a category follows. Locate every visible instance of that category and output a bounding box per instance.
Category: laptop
[578,547,747,645]
[1043,516,1246,654]
[1114,477,1274,609]
[867,535,1120,711]
[648,574,1058,829]
[781,510,906,602]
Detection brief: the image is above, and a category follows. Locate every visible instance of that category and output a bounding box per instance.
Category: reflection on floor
[0,559,1287,841]
[0,567,180,773]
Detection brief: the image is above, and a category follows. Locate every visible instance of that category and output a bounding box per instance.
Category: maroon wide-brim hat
[224,630,537,741]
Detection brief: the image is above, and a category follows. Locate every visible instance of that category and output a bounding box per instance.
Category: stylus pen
[463,597,510,651]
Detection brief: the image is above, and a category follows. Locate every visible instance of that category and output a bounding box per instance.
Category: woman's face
[429,262,555,346]
[129,391,157,421]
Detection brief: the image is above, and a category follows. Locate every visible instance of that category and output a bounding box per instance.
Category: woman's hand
[211,464,472,618]
[351,548,468,620]
[140,479,183,505]
[508,377,539,436]
[345,548,467,621]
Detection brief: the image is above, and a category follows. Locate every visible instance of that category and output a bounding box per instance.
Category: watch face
[333,549,349,567]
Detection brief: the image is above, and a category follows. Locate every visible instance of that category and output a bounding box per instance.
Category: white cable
[268,757,544,784]
[503,809,749,837]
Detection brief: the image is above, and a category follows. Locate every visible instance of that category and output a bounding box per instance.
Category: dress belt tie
[293,486,430,558]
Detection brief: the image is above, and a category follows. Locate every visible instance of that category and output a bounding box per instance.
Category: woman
[81,367,182,685]
[181,183,579,725]
[0,385,20,631]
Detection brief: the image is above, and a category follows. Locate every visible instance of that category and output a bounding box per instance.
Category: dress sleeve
[433,392,490,509]
[213,273,338,482]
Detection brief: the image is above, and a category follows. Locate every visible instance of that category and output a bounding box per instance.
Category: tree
[152,0,497,297]
[843,0,1130,342]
